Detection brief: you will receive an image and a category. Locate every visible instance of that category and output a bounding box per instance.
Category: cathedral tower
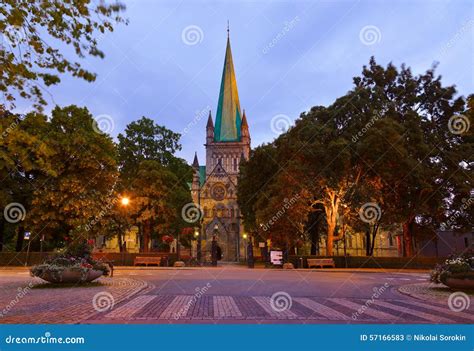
[192,31,250,262]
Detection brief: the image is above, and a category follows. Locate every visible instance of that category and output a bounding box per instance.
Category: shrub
[430,251,474,284]
[30,238,109,282]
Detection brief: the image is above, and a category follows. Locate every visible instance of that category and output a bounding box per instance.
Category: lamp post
[243,233,248,261]
[196,187,202,265]
[119,195,131,266]
[246,233,254,269]
[120,196,130,254]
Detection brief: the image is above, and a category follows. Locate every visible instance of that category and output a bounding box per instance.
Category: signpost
[270,250,283,266]
[24,232,31,267]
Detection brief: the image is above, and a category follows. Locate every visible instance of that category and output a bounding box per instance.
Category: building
[418,230,473,257]
[191,31,250,262]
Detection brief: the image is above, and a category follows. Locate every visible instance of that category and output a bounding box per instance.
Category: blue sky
[21,0,474,164]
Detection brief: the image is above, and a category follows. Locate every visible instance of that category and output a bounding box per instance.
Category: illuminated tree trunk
[324,191,340,257]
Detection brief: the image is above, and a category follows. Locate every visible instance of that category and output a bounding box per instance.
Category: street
[1,266,471,324]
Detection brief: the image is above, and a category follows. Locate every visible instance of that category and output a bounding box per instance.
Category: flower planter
[38,268,103,284]
[443,277,474,290]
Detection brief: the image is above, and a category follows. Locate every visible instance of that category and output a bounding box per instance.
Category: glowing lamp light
[243,234,248,239]
[121,197,130,206]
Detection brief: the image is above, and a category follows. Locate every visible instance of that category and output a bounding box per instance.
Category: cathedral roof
[192,152,199,168]
[198,166,206,186]
[206,111,214,129]
[241,109,248,127]
[214,34,242,142]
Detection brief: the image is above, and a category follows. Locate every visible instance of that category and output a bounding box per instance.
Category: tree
[0,0,126,110]
[349,59,470,256]
[117,117,184,184]
[129,160,192,252]
[0,108,55,251]
[237,143,280,233]
[238,58,472,257]
[29,105,118,244]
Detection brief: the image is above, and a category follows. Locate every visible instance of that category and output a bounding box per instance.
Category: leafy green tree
[237,143,280,233]
[238,58,472,257]
[0,108,55,251]
[29,105,118,244]
[348,59,470,256]
[0,0,126,110]
[117,117,185,184]
[129,160,192,252]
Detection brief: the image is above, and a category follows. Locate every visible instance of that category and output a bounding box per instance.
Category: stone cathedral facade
[191,33,250,262]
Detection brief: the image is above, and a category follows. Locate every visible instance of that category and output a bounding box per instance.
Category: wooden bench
[307,258,335,268]
[134,256,162,267]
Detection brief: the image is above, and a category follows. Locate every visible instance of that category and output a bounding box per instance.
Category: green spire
[214,33,242,142]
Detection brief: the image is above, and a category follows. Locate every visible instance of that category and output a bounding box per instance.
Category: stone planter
[443,277,474,290]
[38,268,103,284]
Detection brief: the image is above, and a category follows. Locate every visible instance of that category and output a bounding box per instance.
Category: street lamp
[119,195,130,255]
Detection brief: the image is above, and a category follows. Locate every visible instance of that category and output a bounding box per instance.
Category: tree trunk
[143,221,151,253]
[15,225,24,252]
[365,229,371,256]
[326,222,336,256]
[0,219,4,251]
[402,217,415,257]
[118,231,124,252]
[369,222,380,256]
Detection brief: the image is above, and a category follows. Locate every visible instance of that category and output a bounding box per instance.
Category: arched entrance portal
[204,218,238,262]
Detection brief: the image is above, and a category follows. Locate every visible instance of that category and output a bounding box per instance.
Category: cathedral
[191,32,250,262]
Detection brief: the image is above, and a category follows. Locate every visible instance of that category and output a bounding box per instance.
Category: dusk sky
[18,0,474,164]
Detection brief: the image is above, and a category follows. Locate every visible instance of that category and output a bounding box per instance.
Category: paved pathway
[0,267,472,324]
[88,293,473,323]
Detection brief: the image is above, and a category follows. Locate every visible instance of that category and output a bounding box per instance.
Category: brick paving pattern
[95,294,474,323]
[0,276,147,324]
